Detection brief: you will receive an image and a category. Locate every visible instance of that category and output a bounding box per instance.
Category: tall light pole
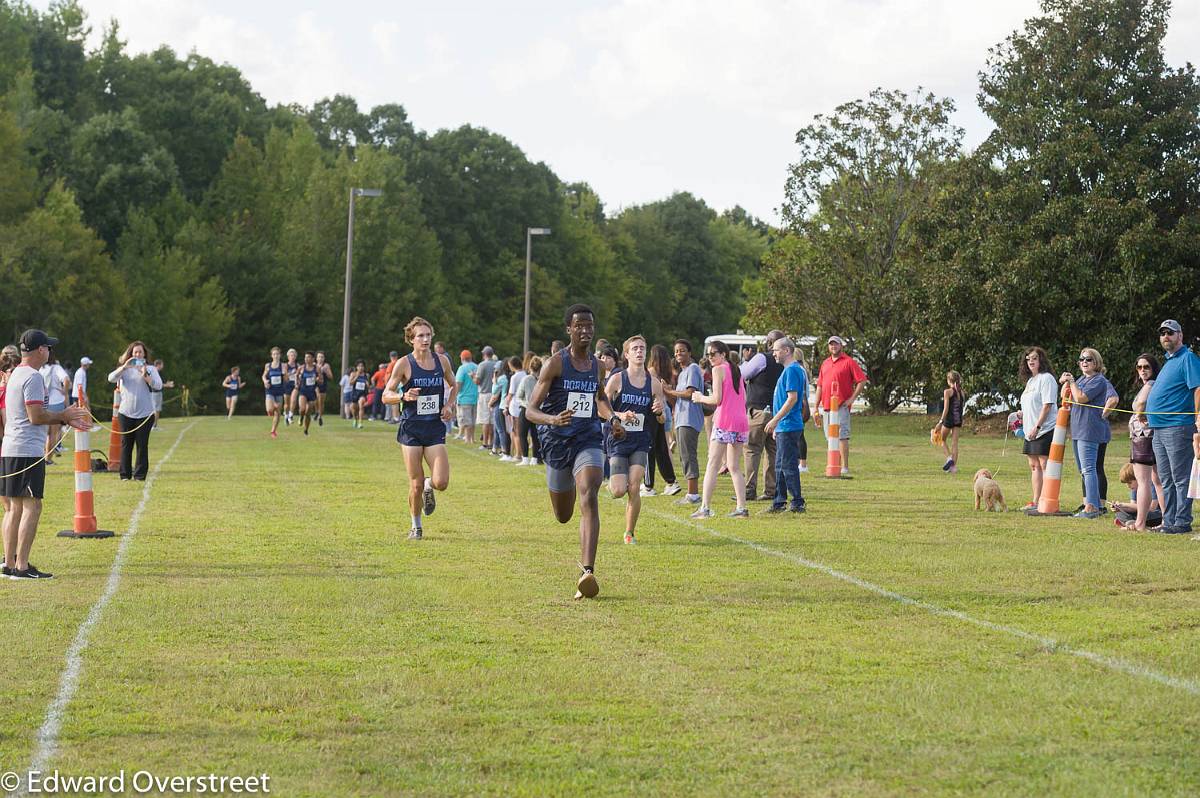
[341,187,382,380]
[524,227,551,354]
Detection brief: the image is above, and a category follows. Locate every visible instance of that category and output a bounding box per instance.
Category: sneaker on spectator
[663,483,682,496]
[12,564,53,579]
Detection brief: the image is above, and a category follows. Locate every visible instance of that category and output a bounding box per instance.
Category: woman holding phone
[108,341,162,480]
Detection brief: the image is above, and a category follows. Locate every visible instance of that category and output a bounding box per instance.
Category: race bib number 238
[417,394,440,415]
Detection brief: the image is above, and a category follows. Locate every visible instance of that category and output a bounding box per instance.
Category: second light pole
[340,187,382,380]
[523,226,551,354]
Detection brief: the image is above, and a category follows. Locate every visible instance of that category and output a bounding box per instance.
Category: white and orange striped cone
[107,388,121,472]
[58,388,114,539]
[1031,402,1072,516]
[825,381,843,478]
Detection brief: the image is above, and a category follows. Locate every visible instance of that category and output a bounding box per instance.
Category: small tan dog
[973,468,1007,512]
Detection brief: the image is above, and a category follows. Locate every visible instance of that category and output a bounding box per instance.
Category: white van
[703,332,820,365]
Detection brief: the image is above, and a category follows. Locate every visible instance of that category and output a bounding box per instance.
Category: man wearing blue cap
[1145,319,1200,534]
[2,330,90,579]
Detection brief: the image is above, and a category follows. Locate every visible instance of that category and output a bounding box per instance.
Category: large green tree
[916,0,1200,404]
[758,88,962,410]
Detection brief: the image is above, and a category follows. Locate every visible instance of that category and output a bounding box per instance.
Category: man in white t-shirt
[2,330,89,579]
[71,356,92,404]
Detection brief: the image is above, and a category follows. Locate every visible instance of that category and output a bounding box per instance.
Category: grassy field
[1,413,1197,796]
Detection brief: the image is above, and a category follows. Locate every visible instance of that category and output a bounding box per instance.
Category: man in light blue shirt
[455,350,479,445]
[1145,319,1200,533]
[764,336,808,513]
[665,339,704,504]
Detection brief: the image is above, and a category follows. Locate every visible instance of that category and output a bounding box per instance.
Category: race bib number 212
[567,391,594,418]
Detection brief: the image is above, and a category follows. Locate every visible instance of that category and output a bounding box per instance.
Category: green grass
[1,414,1198,796]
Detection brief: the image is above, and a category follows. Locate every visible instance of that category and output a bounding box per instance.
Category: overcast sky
[38,0,1200,224]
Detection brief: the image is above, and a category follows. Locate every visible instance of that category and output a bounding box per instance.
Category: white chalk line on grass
[15,422,196,796]
[645,508,1200,697]
[393,439,1200,696]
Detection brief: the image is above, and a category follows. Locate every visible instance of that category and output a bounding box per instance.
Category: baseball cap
[80,356,93,365]
[19,329,58,352]
[460,349,472,360]
[389,350,398,359]
[1158,319,1182,334]
[827,335,846,346]
[482,346,495,357]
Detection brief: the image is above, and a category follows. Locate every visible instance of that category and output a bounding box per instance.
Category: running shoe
[689,507,714,519]
[798,465,809,473]
[1021,502,1037,511]
[423,483,437,516]
[727,508,750,518]
[764,505,786,514]
[1,565,10,577]
[942,458,953,472]
[407,527,423,540]
[575,570,599,599]
[640,486,657,497]
[270,430,277,439]
[317,415,323,427]
[663,483,682,496]
[624,532,635,545]
[1072,509,1103,519]
[675,495,701,506]
[303,428,308,436]
[791,505,807,514]
[12,564,53,579]
[840,467,850,477]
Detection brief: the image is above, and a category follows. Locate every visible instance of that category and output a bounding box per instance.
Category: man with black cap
[1145,319,1200,534]
[2,330,89,579]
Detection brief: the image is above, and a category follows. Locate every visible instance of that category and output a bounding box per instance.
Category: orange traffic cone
[107,389,121,472]
[58,387,114,539]
[825,381,843,478]
[1032,397,1072,516]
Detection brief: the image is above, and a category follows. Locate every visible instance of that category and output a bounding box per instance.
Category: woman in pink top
[691,341,749,519]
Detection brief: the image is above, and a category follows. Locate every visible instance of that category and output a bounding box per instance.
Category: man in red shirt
[815,335,868,476]
[371,362,389,421]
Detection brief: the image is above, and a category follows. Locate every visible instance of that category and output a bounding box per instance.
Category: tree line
[746,0,1200,411]
[0,0,767,411]
[2,0,1197,415]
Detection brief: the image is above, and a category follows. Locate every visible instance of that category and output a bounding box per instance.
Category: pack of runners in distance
[232,305,825,601]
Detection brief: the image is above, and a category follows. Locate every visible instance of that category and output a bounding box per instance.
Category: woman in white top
[1018,346,1059,509]
[507,358,527,462]
[108,340,162,481]
[39,351,71,465]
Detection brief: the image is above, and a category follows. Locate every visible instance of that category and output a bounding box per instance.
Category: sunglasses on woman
[1078,356,1093,363]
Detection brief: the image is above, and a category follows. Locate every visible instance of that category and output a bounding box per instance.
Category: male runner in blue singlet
[524,304,625,599]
